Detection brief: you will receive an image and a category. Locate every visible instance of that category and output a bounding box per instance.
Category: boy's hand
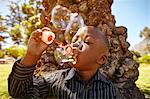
[20,27,54,67]
[27,27,52,56]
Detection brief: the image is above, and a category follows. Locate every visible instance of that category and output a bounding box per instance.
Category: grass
[0,63,13,99]
[136,64,150,98]
[0,63,150,99]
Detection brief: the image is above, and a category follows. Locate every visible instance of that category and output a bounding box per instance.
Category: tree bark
[35,0,145,98]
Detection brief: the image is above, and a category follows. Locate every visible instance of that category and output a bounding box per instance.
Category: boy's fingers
[36,29,42,32]
[32,29,42,35]
[42,27,51,31]
[31,29,42,40]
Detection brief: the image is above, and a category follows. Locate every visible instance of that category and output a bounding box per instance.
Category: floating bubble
[64,13,85,43]
[68,13,85,32]
[51,5,71,30]
[51,5,85,43]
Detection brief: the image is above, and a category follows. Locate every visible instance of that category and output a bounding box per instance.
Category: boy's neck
[77,69,98,81]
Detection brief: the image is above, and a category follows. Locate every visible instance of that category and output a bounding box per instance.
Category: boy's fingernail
[37,29,42,32]
[42,27,51,31]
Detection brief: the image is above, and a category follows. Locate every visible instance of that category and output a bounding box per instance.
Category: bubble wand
[41,30,74,65]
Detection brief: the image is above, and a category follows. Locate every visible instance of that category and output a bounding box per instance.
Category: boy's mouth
[71,47,82,64]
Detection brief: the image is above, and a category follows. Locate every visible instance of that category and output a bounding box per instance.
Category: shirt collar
[64,68,76,81]
[92,69,110,84]
[64,68,110,84]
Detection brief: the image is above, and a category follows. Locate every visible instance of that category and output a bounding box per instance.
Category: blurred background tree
[140,27,150,54]
[133,27,150,55]
[131,27,150,64]
[140,27,150,39]
[0,0,43,45]
[0,0,43,59]
[0,15,7,32]
[0,15,7,49]
[5,45,26,59]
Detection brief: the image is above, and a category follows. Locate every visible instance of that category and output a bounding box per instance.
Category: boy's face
[71,26,107,70]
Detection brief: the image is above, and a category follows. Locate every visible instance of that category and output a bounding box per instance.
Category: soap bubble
[51,5,85,31]
[51,5,71,30]
[64,13,85,43]
[69,13,85,32]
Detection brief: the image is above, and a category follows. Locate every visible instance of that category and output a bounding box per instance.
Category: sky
[0,0,150,48]
[112,0,150,48]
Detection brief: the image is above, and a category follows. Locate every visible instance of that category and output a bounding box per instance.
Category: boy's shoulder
[41,68,71,82]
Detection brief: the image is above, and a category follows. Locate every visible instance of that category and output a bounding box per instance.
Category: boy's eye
[84,37,93,45]
[84,40,90,44]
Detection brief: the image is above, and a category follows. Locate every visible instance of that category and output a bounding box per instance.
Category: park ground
[0,63,150,99]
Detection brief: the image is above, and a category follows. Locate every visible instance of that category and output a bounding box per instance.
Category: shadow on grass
[0,92,10,99]
[139,86,150,99]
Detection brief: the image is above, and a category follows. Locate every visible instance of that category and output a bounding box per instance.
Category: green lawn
[0,63,13,99]
[136,64,150,98]
[0,63,150,98]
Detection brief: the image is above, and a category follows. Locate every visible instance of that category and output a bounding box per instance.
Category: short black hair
[87,26,109,54]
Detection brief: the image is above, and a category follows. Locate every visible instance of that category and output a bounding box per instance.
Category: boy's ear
[96,55,107,65]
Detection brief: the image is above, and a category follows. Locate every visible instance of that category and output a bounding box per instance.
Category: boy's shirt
[8,60,120,99]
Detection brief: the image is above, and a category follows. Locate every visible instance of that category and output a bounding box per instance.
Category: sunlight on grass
[0,63,13,98]
[136,64,150,98]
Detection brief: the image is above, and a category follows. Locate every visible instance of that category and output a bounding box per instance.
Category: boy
[8,26,120,99]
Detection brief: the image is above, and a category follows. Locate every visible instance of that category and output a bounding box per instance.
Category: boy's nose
[72,41,83,50]
[72,43,79,47]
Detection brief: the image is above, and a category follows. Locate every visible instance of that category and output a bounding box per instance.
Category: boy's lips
[72,47,81,56]
[71,47,81,63]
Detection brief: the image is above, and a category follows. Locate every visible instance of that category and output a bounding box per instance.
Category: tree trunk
[36,0,145,98]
